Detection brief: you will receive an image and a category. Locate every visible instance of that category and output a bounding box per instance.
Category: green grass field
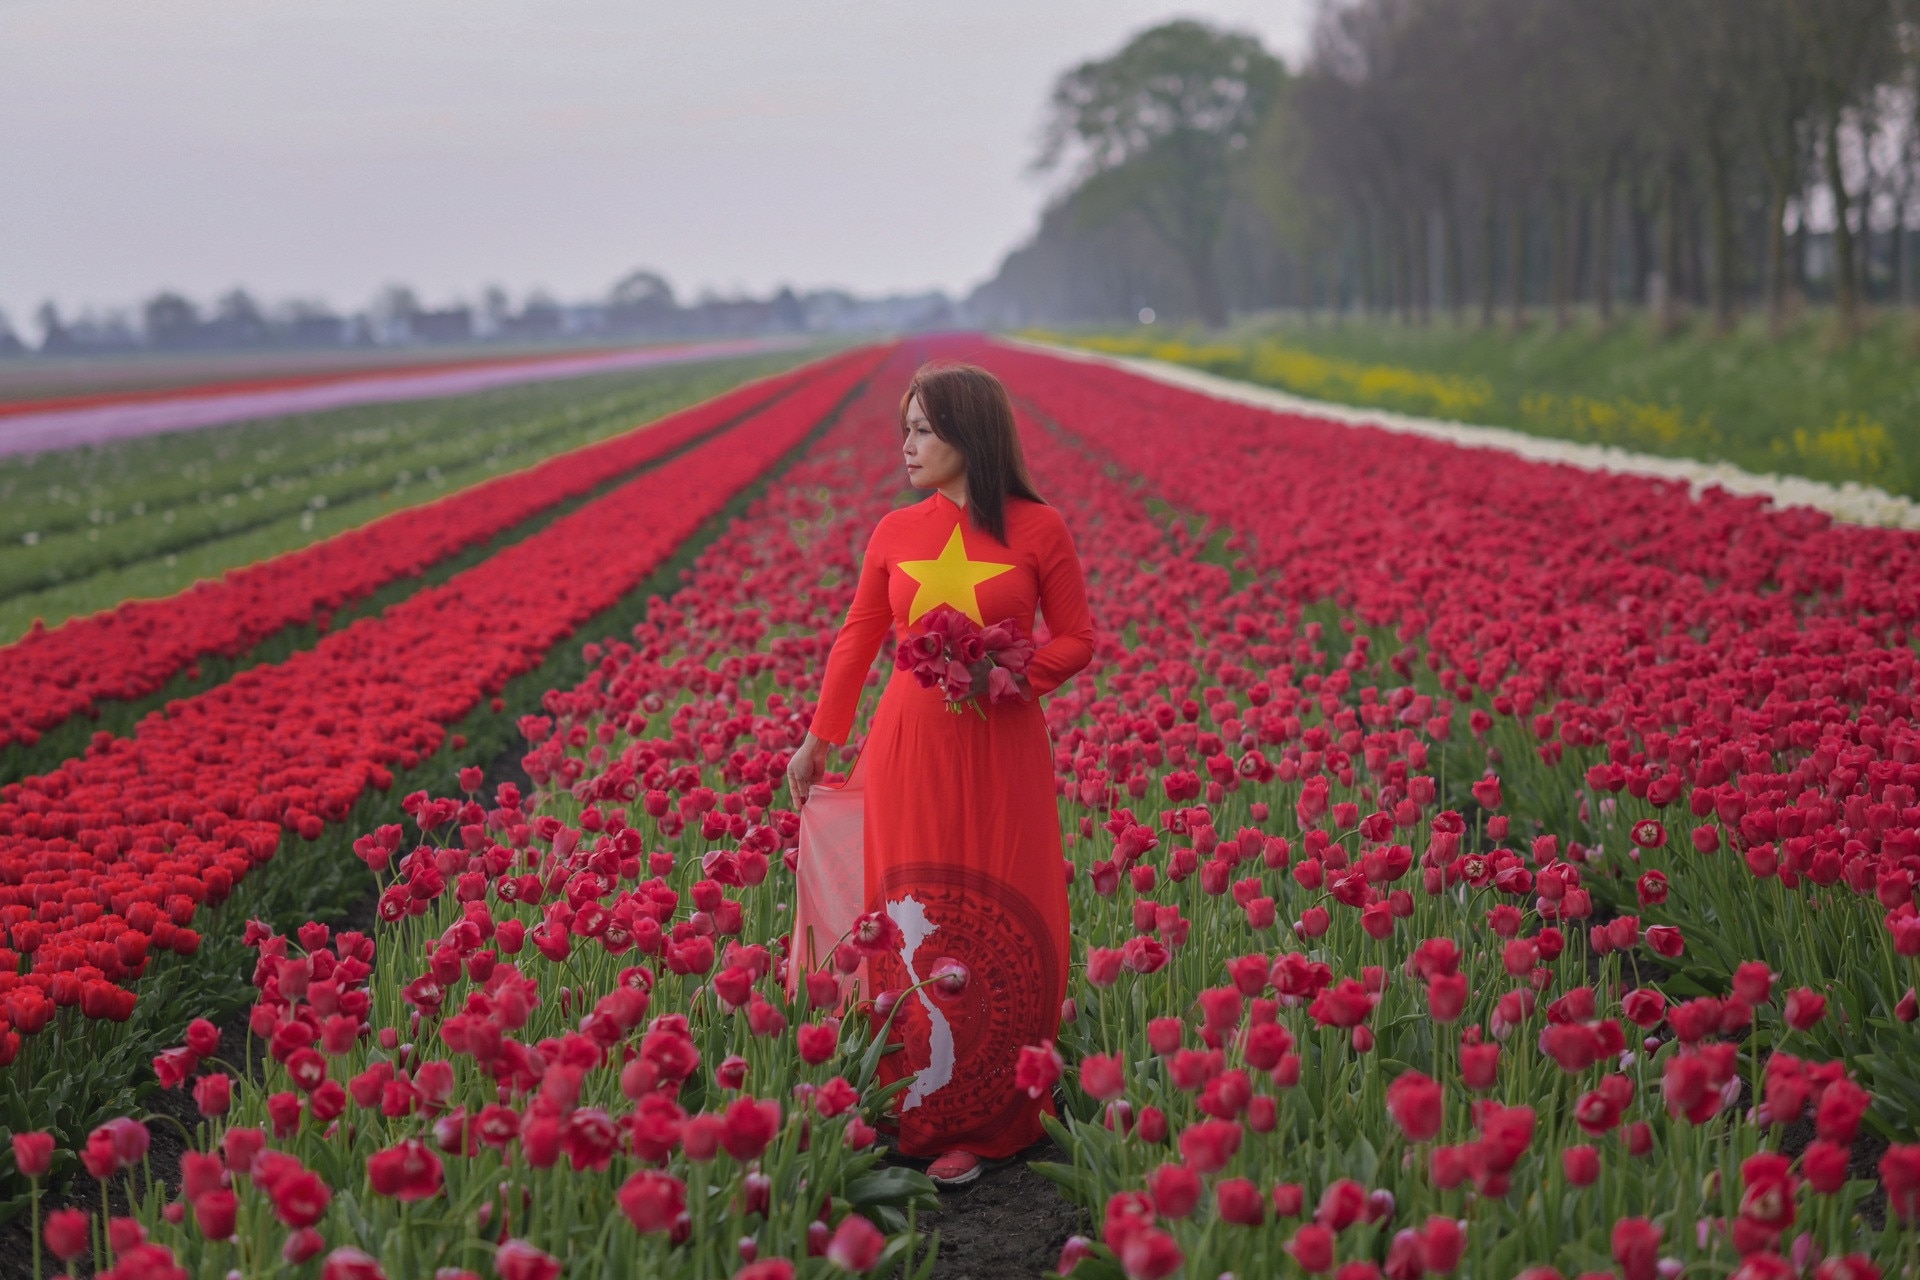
[0,348,821,642]
[1043,309,1918,498]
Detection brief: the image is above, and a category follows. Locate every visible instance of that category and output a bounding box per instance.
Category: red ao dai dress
[809,490,1093,1158]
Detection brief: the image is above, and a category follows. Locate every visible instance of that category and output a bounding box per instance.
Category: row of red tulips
[986,342,1920,1106]
[420,335,1920,1277]
[8,334,1916,1278]
[9,347,939,1280]
[0,348,887,1081]
[445,331,1920,1276]
[0,354,847,757]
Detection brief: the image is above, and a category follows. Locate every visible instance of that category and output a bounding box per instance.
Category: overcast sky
[0,1,1310,328]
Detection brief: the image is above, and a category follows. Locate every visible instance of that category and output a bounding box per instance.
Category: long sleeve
[809,520,895,745]
[1025,508,1094,697]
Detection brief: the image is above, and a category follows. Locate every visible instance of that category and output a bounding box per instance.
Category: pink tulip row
[0,354,849,756]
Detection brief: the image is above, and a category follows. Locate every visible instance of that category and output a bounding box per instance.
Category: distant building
[19,272,963,358]
[411,307,474,344]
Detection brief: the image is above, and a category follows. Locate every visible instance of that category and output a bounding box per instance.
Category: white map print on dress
[887,894,954,1111]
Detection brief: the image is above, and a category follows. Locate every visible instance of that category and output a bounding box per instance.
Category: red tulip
[271,1168,333,1228]
[824,1214,886,1271]
[193,1188,238,1241]
[366,1139,444,1202]
[1420,1215,1465,1273]
[1055,1236,1094,1276]
[1621,988,1666,1027]
[284,1227,326,1264]
[1016,1041,1065,1099]
[1147,1162,1200,1218]
[1317,1178,1367,1231]
[1644,925,1684,958]
[1733,962,1774,1005]
[1459,1043,1499,1091]
[1308,978,1375,1028]
[1177,1119,1241,1174]
[1085,947,1125,986]
[1121,935,1168,974]
[1215,1176,1264,1226]
[11,1131,53,1178]
[1118,1227,1183,1280]
[322,1247,389,1280]
[193,1072,233,1117]
[1789,1135,1846,1196]
[720,1097,781,1161]
[185,1017,222,1058]
[1784,988,1827,1030]
[178,1150,224,1202]
[1080,1052,1125,1101]
[796,1021,838,1065]
[1610,1216,1661,1280]
[494,1239,561,1280]
[1289,1223,1336,1273]
[267,1091,304,1137]
[1383,1229,1423,1280]
[1562,1145,1599,1186]
[1386,1070,1443,1142]
[619,1169,687,1234]
[222,1126,265,1176]
[44,1207,91,1261]
[1817,1078,1871,1144]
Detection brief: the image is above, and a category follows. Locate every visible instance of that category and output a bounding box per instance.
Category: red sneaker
[926,1150,984,1187]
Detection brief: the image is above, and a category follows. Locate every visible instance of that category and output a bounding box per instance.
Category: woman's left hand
[785,732,829,806]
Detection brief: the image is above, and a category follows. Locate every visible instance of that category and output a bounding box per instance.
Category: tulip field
[0,336,1917,1280]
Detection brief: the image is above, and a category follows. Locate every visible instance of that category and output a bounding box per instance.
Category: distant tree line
[3,272,955,358]
[972,2,1920,333]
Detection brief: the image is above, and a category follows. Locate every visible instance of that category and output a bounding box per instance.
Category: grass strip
[1038,310,1919,497]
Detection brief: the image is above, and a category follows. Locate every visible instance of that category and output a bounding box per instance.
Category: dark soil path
[906,1140,1086,1280]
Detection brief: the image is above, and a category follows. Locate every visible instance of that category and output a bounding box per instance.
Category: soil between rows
[896,1140,1085,1280]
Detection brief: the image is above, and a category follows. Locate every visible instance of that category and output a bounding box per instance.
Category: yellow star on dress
[898,525,1015,625]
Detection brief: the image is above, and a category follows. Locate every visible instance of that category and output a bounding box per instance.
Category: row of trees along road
[977,3,1918,334]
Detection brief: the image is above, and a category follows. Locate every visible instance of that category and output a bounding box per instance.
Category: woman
[785,361,1093,1186]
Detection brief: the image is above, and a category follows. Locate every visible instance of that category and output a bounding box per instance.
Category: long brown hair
[900,361,1045,544]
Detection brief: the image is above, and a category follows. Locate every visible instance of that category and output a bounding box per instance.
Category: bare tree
[1791,0,1901,330]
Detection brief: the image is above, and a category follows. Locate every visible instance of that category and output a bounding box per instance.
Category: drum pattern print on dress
[870,860,1064,1147]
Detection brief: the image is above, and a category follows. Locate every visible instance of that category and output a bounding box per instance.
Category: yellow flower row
[1516,392,1715,452]
[1778,413,1897,478]
[1043,332,1493,420]
[1040,331,1896,488]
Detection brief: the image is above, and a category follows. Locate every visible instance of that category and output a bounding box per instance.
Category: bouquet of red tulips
[894,605,1035,715]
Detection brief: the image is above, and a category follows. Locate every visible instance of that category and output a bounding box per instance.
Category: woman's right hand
[785,732,830,807]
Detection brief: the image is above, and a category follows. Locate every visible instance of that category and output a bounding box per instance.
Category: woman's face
[902,394,966,495]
